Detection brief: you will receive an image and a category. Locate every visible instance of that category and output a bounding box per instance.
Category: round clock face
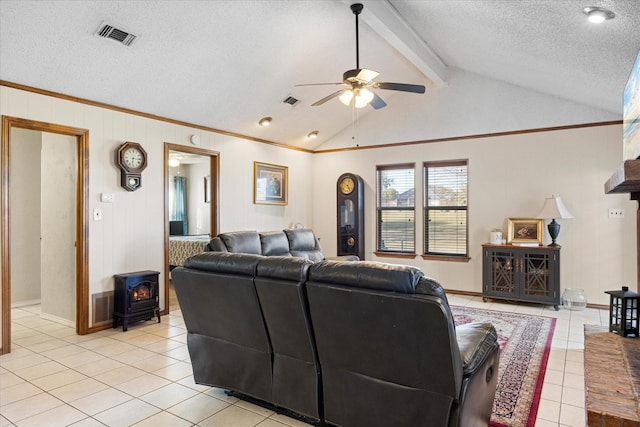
[123,147,144,170]
[340,177,355,195]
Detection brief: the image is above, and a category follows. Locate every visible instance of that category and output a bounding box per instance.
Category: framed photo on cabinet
[507,218,543,245]
[254,161,288,205]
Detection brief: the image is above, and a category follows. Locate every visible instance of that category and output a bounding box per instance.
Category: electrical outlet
[608,208,624,219]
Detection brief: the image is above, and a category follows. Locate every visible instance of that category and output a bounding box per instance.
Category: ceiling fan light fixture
[583,7,615,23]
[258,116,272,127]
[355,88,374,108]
[307,130,319,139]
[339,90,354,106]
[168,158,180,167]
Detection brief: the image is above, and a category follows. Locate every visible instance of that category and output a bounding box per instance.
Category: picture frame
[204,175,211,203]
[254,161,288,205]
[507,218,543,245]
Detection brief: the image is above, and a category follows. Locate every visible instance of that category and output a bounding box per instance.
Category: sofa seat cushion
[456,322,499,376]
[259,231,292,257]
[308,260,423,293]
[219,231,262,254]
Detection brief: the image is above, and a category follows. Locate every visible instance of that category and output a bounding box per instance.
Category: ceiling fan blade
[355,68,379,83]
[311,90,346,106]
[370,92,387,110]
[375,82,426,94]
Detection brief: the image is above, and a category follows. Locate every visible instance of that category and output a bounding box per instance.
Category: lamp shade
[535,196,574,219]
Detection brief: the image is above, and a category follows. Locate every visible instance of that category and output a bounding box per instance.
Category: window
[424,160,468,257]
[376,164,415,253]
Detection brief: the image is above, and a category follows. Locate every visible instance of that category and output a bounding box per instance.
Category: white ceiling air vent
[282,95,300,107]
[95,22,137,47]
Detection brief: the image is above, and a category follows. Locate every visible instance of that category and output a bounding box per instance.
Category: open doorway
[163,143,218,312]
[1,116,89,354]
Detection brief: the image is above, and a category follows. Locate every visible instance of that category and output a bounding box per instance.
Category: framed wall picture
[507,218,543,245]
[254,161,288,205]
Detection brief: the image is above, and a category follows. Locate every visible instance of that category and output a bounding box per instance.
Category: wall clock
[116,142,147,191]
[337,173,364,259]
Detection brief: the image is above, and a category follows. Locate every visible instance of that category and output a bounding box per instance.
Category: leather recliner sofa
[205,228,359,261]
[172,254,499,427]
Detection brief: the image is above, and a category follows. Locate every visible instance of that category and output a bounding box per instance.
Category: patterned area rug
[451,306,556,427]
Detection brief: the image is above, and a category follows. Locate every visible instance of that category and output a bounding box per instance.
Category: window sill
[373,251,417,259]
[421,254,471,263]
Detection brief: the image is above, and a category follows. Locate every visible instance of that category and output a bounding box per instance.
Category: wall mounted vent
[282,95,300,106]
[95,22,137,46]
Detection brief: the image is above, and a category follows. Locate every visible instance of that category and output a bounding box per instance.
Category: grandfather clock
[337,173,364,259]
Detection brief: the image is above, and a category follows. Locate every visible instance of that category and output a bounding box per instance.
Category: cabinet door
[521,251,556,303]
[485,250,517,297]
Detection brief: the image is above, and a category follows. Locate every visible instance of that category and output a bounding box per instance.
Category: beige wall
[9,128,42,304]
[0,83,635,347]
[312,124,636,306]
[40,132,76,323]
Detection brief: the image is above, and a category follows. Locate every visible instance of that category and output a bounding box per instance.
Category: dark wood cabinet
[482,244,560,310]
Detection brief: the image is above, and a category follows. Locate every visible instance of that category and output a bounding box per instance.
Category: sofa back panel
[255,257,316,361]
[219,230,262,254]
[322,368,453,427]
[172,267,270,351]
[183,252,263,275]
[309,260,423,294]
[259,231,292,256]
[187,333,273,404]
[306,282,461,398]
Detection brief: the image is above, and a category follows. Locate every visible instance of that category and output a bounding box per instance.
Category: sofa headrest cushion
[256,256,314,281]
[219,231,262,254]
[284,229,318,251]
[183,252,264,276]
[309,260,423,294]
[259,231,292,256]
[206,236,228,252]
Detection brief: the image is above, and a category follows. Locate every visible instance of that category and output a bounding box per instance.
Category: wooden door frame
[163,143,219,314]
[1,116,89,354]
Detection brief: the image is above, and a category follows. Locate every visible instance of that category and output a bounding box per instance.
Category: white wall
[0,86,314,331]
[312,124,636,306]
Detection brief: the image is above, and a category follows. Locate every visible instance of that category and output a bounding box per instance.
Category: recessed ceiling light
[258,117,272,127]
[307,130,319,139]
[583,7,615,24]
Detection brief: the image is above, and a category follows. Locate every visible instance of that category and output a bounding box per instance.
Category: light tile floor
[1,295,607,427]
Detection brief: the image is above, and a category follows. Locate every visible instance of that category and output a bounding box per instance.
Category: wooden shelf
[605,159,640,194]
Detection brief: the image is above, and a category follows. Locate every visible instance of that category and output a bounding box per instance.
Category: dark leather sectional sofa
[172,244,499,427]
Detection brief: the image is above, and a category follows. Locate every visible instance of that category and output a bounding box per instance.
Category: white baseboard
[39,312,75,328]
[11,299,41,308]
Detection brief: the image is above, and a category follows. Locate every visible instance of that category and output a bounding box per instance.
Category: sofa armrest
[456,322,498,376]
[326,255,360,261]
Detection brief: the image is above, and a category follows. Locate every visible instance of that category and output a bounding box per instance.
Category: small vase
[561,288,587,311]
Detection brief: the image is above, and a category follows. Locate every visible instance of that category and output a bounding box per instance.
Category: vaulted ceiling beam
[350,0,448,86]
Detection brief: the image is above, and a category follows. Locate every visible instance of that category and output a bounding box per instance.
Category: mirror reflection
[168,150,211,236]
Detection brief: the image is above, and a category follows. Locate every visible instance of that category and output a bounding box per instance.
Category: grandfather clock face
[337,173,364,259]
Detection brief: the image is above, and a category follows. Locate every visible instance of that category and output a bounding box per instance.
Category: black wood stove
[113,270,160,331]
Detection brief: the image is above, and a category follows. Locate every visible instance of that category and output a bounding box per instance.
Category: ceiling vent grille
[95,22,137,46]
[282,96,300,106]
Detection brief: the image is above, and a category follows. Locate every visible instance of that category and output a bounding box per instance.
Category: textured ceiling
[1,0,639,150]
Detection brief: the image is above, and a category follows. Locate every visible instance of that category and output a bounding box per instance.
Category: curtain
[173,176,188,234]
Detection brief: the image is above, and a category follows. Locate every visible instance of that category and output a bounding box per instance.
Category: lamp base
[547,219,560,246]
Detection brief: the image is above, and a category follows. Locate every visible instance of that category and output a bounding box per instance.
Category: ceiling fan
[296,3,426,110]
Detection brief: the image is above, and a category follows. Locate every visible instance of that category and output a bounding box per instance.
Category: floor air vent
[95,22,137,47]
